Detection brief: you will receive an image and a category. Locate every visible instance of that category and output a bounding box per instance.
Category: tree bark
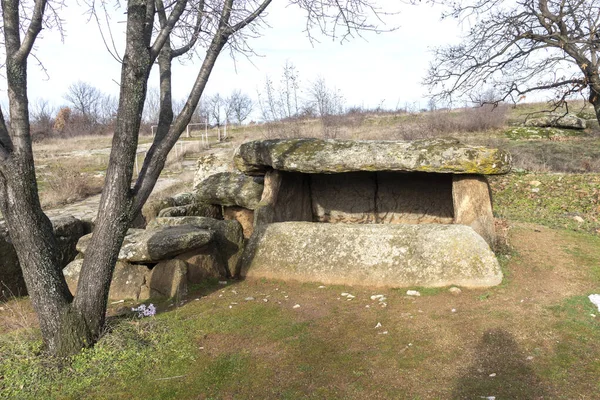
[72,0,154,341]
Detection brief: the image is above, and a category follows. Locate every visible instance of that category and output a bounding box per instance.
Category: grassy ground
[1,224,599,399]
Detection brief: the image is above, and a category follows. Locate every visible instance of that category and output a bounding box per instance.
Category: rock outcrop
[234,138,511,175]
[524,113,586,129]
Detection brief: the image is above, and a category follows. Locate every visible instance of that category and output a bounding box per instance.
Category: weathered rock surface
[175,246,225,283]
[76,224,214,263]
[149,216,243,277]
[234,138,511,175]
[158,202,222,219]
[1,215,87,299]
[525,113,586,129]
[194,172,264,209]
[109,262,151,300]
[224,206,254,238]
[241,222,502,288]
[149,259,188,298]
[193,151,235,190]
[143,197,176,224]
[64,260,151,301]
[452,175,496,246]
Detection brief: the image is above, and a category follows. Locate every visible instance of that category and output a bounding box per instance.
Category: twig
[154,375,187,381]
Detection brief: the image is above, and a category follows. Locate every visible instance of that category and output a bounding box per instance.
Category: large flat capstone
[240,222,502,288]
[234,138,511,175]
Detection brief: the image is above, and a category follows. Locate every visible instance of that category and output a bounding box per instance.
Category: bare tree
[64,80,103,127]
[424,0,600,123]
[142,87,161,123]
[281,60,301,118]
[207,93,226,127]
[307,76,344,117]
[0,0,391,357]
[29,98,54,138]
[227,90,253,125]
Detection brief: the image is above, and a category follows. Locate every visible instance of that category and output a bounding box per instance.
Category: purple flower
[131,303,156,318]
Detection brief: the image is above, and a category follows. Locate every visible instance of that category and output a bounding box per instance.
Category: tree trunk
[71,0,153,342]
[590,84,600,127]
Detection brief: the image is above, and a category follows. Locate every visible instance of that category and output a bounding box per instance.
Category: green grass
[490,172,600,234]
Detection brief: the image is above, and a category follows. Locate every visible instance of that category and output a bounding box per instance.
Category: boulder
[1,215,86,299]
[158,202,222,219]
[176,245,225,283]
[142,197,176,224]
[241,222,502,288]
[63,259,150,300]
[194,152,235,190]
[76,225,214,263]
[223,206,254,239]
[171,192,195,206]
[234,138,511,175]
[148,217,244,277]
[63,259,83,295]
[524,113,586,129]
[0,227,24,298]
[51,215,86,269]
[149,259,188,298]
[194,172,264,210]
[109,262,151,301]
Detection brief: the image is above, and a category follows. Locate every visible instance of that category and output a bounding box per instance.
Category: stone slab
[234,138,511,175]
[241,222,502,288]
[76,224,214,263]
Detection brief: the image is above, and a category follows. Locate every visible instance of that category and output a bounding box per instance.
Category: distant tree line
[29,81,254,140]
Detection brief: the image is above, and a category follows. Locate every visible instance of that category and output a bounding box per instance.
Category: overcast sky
[16,1,462,117]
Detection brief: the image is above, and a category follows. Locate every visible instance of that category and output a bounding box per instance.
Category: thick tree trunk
[71,0,153,342]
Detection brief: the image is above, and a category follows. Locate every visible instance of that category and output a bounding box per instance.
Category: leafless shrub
[41,165,104,208]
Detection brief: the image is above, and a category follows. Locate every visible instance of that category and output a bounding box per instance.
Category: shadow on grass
[452,328,548,399]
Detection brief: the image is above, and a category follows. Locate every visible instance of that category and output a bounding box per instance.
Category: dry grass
[39,164,104,208]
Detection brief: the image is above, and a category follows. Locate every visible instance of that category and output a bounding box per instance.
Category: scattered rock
[293,304,301,309]
[529,180,541,187]
[375,322,382,329]
[573,215,585,223]
[245,297,255,301]
[406,290,421,297]
[589,294,600,311]
[448,287,462,295]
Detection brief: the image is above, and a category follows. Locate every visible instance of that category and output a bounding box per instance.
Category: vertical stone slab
[310,172,377,223]
[376,172,454,224]
[273,172,313,222]
[452,175,496,247]
[254,170,282,226]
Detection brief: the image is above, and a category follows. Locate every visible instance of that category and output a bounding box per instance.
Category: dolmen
[57,137,512,302]
[230,138,511,288]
